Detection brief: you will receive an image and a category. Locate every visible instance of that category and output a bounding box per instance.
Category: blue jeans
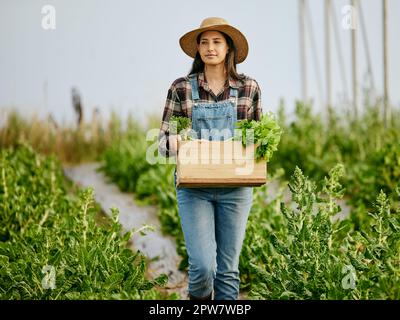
[174,172,253,300]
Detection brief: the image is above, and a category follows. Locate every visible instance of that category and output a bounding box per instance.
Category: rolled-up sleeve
[158,83,183,158]
[247,80,263,121]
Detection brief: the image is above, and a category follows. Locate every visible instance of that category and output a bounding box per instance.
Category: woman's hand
[168,134,182,156]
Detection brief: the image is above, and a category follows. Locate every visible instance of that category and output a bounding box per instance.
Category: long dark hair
[188,31,245,81]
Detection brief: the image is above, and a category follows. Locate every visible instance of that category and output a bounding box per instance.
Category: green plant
[169,115,194,140]
[241,164,400,300]
[235,111,283,161]
[0,143,172,299]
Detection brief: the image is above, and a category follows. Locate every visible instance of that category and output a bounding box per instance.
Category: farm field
[1,102,399,299]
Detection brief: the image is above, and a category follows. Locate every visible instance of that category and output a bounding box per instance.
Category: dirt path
[63,162,188,298]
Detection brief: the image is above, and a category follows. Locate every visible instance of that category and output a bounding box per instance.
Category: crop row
[0,143,174,299]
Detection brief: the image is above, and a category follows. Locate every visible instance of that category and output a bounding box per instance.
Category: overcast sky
[0,0,399,127]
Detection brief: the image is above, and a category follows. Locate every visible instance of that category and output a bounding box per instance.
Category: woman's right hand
[168,134,182,156]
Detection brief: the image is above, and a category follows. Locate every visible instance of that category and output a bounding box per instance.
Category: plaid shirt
[158,71,263,157]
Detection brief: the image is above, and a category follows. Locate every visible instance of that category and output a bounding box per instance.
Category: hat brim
[179,25,248,64]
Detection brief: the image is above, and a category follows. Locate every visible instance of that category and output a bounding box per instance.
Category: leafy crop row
[270,102,400,215]
[0,143,171,299]
[241,166,400,299]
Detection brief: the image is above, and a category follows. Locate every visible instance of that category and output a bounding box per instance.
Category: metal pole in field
[331,4,350,104]
[325,0,332,117]
[351,0,358,120]
[359,1,376,95]
[383,0,390,127]
[305,0,324,110]
[299,0,308,103]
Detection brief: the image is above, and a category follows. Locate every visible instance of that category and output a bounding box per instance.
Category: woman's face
[197,30,229,66]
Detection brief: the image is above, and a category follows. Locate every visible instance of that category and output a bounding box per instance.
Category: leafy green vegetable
[235,111,283,161]
[169,115,194,140]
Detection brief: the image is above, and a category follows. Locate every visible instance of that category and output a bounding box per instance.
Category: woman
[158,17,262,300]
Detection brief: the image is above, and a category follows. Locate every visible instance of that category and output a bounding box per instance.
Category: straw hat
[179,17,249,64]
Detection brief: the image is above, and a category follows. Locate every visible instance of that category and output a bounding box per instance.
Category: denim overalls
[174,74,253,300]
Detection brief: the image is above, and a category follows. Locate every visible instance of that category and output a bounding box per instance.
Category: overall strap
[229,88,238,98]
[189,74,200,101]
[229,87,238,108]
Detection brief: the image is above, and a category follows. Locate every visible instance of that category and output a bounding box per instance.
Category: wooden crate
[176,140,267,188]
